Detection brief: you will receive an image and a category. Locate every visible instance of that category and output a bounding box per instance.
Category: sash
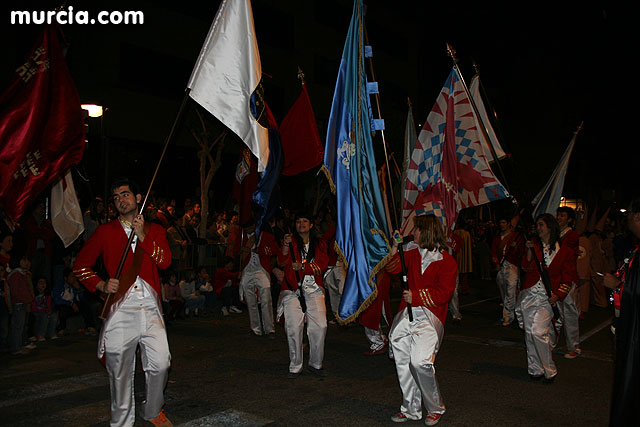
[99,222,150,319]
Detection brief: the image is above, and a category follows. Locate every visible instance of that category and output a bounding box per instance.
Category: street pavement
[0,278,615,426]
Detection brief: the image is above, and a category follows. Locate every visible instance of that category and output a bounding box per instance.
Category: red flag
[232,148,258,226]
[0,25,85,222]
[279,84,323,176]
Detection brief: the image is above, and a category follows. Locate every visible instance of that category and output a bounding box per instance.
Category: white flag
[187,0,269,172]
[531,127,580,219]
[51,170,84,248]
[470,75,507,162]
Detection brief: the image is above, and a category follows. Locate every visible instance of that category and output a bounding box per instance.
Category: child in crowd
[53,269,97,335]
[32,278,59,341]
[163,272,185,320]
[213,256,241,316]
[180,270,205,317]
[8,254,36,355]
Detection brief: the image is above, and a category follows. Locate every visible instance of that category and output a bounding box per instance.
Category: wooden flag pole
[99,89,191,319]
[446,43,512,196]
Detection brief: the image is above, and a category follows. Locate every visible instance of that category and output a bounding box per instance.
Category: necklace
[119,218,132,227]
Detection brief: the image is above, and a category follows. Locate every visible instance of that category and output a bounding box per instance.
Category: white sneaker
[24,343,37,350]
[222,307,229,316]
[229,306,242,314]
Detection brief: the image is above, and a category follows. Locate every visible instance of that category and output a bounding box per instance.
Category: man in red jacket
[490,217,525,326]
[556,206,581,359]
[73,178,172,427]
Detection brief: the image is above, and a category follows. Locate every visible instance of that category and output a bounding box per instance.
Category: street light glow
[81,104,103,117]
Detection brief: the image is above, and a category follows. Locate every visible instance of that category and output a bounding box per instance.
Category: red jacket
[213,267,239,295]
[387,246,458,325]
[491,231,525,268]
[257,231,280,275]
[73,219,171,298]
[521,243,576,301]
[277,238,328,292]
[560,228,580,284]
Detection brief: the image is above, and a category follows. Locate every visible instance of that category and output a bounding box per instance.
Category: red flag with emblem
[279,84,324,176]
[401,68,509,237]
[0,25,85,222]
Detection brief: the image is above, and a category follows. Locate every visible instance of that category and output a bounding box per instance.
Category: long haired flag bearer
[321,0,391,324]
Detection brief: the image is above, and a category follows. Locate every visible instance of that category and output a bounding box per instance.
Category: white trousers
[324,264,345,316]
[241,259,274,335]
[282,289,327,373]
[556,284,580,352]
[364,326,386,351]
[516,283,558,378]
[496,261,519,323]
[389,307,445,419]
[104,292,170,426]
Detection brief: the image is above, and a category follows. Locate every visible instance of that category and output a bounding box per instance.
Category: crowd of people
[1,183,637,426]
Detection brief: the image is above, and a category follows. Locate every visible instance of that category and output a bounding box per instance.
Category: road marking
[580,317,614,342]
[0,372,108,408]
[178,409,273,426]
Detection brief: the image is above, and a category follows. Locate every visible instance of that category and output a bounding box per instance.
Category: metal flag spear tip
[297,66,305,84]
[445,42,512,196]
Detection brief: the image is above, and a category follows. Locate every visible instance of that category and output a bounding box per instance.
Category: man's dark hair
[556,206,576,224]
[110,177,141,196]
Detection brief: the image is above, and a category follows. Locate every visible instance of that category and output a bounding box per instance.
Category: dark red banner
[0,25,85,222]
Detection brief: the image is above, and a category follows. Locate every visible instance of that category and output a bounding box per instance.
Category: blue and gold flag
[321,0,390,324]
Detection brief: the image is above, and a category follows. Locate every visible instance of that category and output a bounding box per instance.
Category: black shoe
[267,332,275,340]
[529,374,544,381]
[307,366,326,377]
[287,371,301,379]
[542,375,556,385]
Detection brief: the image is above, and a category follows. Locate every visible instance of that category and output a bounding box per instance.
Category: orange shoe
[149,409,173,427]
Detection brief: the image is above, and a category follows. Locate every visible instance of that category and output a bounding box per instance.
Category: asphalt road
[0,278,615,426]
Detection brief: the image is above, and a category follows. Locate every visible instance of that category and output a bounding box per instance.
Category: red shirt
[256,231,280,275]
[73,219,171,298]
[521,243,576,301]
[387,245,458,325]
[213,267,239,295]
[277,238,328,292]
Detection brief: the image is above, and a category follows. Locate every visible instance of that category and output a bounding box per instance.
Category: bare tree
[191,108,227,250]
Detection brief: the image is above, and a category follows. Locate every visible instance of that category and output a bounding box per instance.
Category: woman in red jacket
[388,215,457,426]
[517,213,576,383]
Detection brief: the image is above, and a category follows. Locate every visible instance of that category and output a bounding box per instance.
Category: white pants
[281,289,327,373]
[364,326,386,351]
[516,283,558,378]
[556,284,580,352]
[241,255,274,335]
[104,291,170,426]
[496,261,519,323]
[324,264,345,316]
[389,307,445,419]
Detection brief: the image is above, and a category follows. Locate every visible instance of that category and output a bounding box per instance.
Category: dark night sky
[1,1,628,215]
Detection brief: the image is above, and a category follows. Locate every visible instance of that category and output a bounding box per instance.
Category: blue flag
[321,0,390,324]
[253,129,283,240]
